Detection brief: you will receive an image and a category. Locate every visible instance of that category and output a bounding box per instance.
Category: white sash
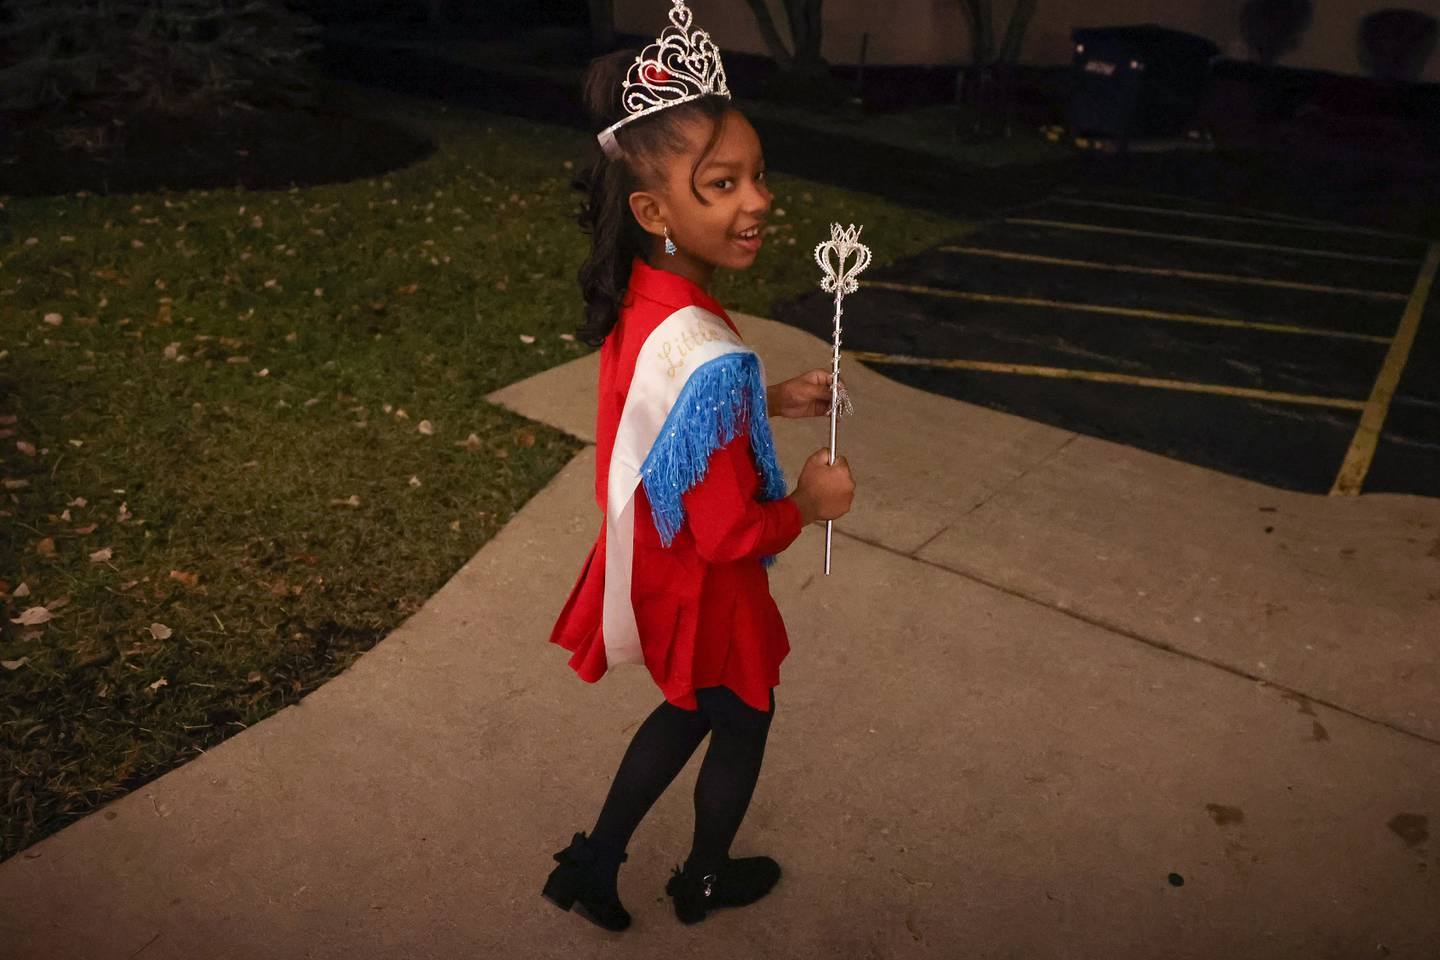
[603,305,756,666]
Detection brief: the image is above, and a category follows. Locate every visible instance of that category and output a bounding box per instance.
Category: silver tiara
[597,0,731,161]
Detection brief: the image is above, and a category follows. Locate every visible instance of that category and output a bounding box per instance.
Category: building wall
[613,0,1440,83]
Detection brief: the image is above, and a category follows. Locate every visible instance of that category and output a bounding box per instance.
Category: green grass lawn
[0,90,970,861]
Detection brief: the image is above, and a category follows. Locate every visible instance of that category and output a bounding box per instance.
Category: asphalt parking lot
[777,188,1440,497]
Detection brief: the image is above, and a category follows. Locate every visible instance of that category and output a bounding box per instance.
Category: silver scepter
[813,223,871,576]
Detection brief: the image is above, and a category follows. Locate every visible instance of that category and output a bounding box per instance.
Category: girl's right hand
[792,448,855,524]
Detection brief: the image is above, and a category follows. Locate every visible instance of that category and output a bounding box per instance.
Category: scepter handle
[824,327,841,576]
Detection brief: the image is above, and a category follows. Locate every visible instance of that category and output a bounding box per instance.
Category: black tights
[589,685,775,882]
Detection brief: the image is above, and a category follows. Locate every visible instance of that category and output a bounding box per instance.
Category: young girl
[540,2,856,932]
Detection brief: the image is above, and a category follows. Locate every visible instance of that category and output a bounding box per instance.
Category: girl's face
[635,108,772,287]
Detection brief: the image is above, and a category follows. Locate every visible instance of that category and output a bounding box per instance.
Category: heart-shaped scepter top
[814,223,872,296]
[813,222,870,576]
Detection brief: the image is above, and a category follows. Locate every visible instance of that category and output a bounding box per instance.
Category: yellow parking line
[1006,218,1418,266]
[1330,242,1440,495]
[864,280,1393,344]
[939,245,1409,301]
[1052,196,1425,242]
[849,350,1366,410]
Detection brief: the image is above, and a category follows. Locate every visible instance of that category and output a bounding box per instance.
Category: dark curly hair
[573,49,731,347]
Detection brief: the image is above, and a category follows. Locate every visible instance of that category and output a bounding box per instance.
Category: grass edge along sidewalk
[0,91,972,863]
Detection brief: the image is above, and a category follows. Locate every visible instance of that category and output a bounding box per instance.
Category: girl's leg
[685,686,775,875]
[586,699,712,894]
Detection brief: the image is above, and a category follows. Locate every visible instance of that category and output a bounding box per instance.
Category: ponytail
[572,50,731,347]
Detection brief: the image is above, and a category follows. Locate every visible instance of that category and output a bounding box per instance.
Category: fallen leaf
[417,420,434,436]
[148,622,172,640]
[1,657,30,671]
[397,282,420,295]
[13,582,30,598]
[44,595,70,611]
[449,519,461,532]
[163,342,181,360]
[408,475,422,487]
[36,537,55,555]
[43,312,62,325]
[89,546,113,562]
[148,677,168,691]
[10,607,53,625]
[516,429,536,448]
[16,440,36,456]
[519,334,535,344]
[456,433,483,451]
[4,479,31,491]
[73,522,98,535]
[330,495,362,508]
[168,570,199,586]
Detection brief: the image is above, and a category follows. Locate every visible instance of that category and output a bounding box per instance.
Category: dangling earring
[664,226,677,256]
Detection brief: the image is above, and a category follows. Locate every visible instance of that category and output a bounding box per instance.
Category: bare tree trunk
[744,0,796,67]
[997,0,1037,64]
[958,0,994,65]
[786,0,825,70]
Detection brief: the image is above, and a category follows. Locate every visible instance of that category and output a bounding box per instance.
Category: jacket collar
[624,257,728,319]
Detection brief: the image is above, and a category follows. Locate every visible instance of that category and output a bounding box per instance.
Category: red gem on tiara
[643,64,672,84]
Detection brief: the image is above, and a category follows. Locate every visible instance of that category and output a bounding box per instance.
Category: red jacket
[548,259,804,713]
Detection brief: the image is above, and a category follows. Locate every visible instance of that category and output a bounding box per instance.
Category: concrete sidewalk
[2,316,1436,959]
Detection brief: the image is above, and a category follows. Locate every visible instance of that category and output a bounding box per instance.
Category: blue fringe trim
[638,352,788,566]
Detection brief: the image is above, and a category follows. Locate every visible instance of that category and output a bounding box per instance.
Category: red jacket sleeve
[681,434,804,563]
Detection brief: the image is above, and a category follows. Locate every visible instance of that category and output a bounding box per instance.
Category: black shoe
[664,855,782,924]
[541,831,631,932]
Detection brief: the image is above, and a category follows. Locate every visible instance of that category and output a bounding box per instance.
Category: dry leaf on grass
[148,677,168,691]
[2,657,30,671]
[16,440,36,456]
[149,622,173,640]
[168,570,199,586]
[330,495,361,508]
[4,479,31,491]
[73,522,98,535]
[89,546,113,562]
[36,537,55,555]
[13,582,30,597]
[456,432,483,451]
[10,606,53,626]
[417,420,434,436]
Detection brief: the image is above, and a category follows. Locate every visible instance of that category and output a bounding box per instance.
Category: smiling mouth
[735,226,762,242]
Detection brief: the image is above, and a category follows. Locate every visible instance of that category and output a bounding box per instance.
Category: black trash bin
[1069,24,1221,139]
